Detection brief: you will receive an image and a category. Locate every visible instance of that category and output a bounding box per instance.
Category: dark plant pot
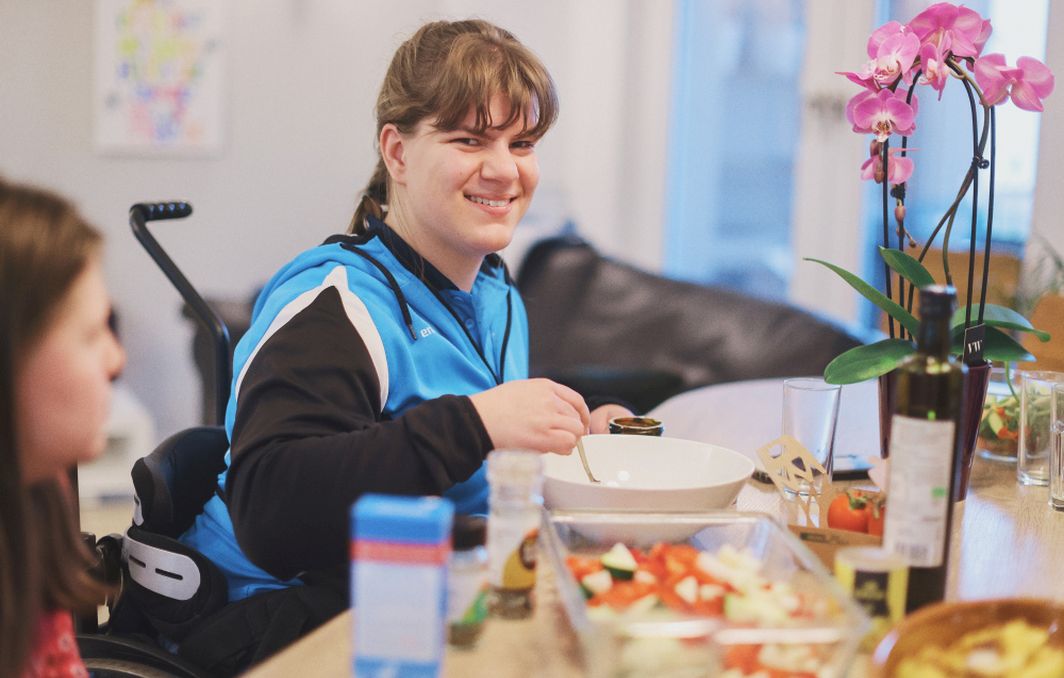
[877,360,992,501]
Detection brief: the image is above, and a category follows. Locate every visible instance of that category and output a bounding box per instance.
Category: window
[858,0,1050,326]
[664,0,806,300]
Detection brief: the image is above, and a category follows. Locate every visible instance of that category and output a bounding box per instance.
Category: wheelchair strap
[123,528,202,601]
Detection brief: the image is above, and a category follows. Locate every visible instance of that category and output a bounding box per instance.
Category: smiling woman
[171,18,632,673]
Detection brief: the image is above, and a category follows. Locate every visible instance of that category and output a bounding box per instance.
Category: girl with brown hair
[0,177,126,676]
[180,17,630,610]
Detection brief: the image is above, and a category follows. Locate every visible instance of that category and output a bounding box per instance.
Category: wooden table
[246,379,1064,677]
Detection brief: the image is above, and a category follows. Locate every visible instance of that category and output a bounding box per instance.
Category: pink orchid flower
[861,147,915,185]
[974,53,1055,111]
[908,2,992,58]
[839,22,921,91]
[867,21,907,58]
[847,89,918,141]
[919,40,952,98]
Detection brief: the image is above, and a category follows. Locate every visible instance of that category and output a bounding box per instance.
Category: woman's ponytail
[349,159,389,235]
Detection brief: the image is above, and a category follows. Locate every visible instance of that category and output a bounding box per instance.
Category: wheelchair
[77,203,342,677]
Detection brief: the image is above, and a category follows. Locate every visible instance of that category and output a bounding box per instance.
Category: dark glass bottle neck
[917,314,952,358]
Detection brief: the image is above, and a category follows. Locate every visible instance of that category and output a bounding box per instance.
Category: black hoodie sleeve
[225,285,492,580]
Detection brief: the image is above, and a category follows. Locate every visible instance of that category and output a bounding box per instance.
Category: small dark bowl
[607,416,664,436]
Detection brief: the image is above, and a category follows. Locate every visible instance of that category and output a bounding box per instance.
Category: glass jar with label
[447,515,489,648]
[486,449,543,619]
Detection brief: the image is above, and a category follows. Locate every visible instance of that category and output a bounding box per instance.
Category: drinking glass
[780,377,841,495]
[1049,383,1064,511]
[1017,371,1064,486]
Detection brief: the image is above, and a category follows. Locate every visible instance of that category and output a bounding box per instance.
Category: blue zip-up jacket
[181,218,524,600]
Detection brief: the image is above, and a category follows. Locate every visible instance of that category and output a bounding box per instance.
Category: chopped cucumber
[674,575,698,605]
[581,569,614,598]
[987,409,1004,435]
[601,543,637,580]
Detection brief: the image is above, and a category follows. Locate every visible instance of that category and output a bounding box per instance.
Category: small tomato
[826,491,869,533]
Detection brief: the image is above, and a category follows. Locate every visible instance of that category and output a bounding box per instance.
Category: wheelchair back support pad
[120,426,345,675]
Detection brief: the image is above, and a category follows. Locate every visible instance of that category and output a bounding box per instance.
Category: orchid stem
[882,138,895,340]
[1005,360,1019,400]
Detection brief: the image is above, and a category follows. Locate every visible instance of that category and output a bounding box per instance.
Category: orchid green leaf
[950,325,1036,363]
[823,339,915,385]
[805,258,919,336]
[878,246,936,289]
[949,304,1051,342]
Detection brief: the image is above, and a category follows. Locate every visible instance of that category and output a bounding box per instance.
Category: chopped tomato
[566,555,603,580]
[656,585,689,613]
[691,596,724,616]
[593,580,657,610]
[724,644,761,673]
[647,542,670,561]
[668,544,700,564]
[640,559,667,580]
[629,546,649,565]
[691,564,725,587]
[662,544,699,577]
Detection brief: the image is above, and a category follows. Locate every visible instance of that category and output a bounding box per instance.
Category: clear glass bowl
[978,366,1021,463]
[541,510,868,678]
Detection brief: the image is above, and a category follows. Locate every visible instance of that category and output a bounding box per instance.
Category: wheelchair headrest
[131,426,229,538]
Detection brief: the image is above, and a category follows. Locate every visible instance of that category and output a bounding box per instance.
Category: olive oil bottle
[883,285,967,613]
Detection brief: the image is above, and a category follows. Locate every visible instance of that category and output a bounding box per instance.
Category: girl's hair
[0,176,110,676]
[350,19,559,234]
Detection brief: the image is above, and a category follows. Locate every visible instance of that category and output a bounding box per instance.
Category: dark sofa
[515,236,865,412]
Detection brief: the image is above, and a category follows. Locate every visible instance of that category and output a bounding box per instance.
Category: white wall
[0,0,672,440]
[3,1,1058,442]
[1028,0,1064,267]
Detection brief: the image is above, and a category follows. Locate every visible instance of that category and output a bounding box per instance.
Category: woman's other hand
[469,378,590,454]
[589,403,635,434]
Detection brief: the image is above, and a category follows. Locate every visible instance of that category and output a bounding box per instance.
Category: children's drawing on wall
[94,0,224,155]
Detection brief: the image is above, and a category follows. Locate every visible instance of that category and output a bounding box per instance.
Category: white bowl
[543,434,755,512]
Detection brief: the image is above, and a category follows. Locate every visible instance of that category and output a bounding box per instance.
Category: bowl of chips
[872,598,1064,677]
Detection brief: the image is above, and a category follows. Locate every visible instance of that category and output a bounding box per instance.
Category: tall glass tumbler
[781,377,841,495]
[1017,371,1064,486]
[1049,382,1064,510]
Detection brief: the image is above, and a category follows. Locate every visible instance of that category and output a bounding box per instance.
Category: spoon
[575,437,600,484]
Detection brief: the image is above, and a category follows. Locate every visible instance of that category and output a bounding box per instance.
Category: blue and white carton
[351,494,454,678]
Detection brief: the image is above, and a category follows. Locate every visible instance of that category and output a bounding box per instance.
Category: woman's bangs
[432,41,557,138]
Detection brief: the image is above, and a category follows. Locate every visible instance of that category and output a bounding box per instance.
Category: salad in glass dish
[543,511,867,678]
[978,367,1021,462]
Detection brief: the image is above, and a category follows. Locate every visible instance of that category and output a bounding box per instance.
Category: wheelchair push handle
[132,201,193,221]
[130,201,232,426]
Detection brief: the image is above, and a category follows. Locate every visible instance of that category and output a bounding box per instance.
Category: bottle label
[884,415,955,567]
[489,518,538,591]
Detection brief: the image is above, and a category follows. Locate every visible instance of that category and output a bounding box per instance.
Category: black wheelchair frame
[77,201,232,678]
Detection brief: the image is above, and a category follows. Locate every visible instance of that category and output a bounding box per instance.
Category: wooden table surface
[245,380,1064,677]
